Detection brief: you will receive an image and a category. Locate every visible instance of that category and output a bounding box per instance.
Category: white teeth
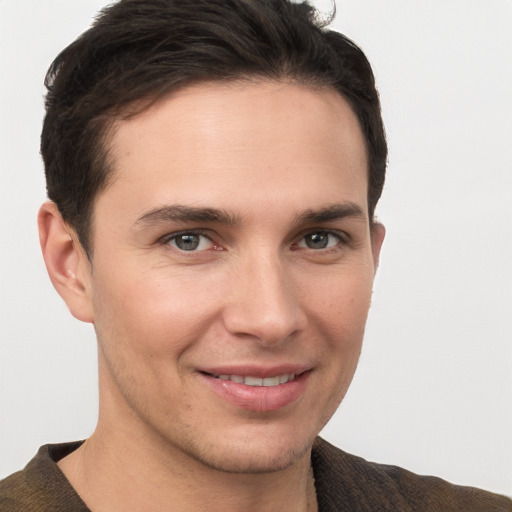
[262,376,280,387]
[212,373,296,386]
[245,376,263,386]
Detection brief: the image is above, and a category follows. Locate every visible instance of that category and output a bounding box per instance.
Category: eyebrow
[293,203,366,224]
[134,205,240,228]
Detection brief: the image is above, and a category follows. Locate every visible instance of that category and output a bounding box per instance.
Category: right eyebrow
[133,204,240,229]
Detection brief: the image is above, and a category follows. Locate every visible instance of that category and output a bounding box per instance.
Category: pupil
[306,232,328,249]
[176,234,200,251]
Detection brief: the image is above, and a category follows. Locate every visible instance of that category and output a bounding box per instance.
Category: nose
[222,253,306,345]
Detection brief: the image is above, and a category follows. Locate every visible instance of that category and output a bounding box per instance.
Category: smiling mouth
[205,373,297,387]
[201,370,310,411]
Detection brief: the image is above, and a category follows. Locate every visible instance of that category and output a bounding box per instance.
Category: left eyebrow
[294,203,366,224]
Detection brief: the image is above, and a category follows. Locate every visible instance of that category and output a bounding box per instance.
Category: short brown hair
[41,0,387,256]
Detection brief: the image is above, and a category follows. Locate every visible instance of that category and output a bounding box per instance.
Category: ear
[38,201,94,323]
[370,221,386,274]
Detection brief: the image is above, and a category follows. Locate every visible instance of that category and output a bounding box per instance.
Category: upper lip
[198,363,312,378]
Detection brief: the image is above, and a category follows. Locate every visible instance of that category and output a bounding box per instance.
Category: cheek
[301,265,374,340]
[315,284,371,416]
[90,270,218,415]
[301,264,373,397]
[90,268,221,358]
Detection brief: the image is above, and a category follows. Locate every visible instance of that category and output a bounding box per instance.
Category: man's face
[82,81,383,473]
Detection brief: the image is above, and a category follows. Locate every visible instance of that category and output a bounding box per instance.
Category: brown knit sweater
[1,438,510,511]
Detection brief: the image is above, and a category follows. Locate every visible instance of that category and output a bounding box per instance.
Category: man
[0,0,510,510]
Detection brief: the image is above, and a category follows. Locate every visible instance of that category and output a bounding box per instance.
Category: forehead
[97,80,369,226]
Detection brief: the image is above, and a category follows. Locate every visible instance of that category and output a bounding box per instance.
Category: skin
[39,80,385,512]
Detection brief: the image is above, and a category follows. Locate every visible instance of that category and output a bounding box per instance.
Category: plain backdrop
[0,0,511,496]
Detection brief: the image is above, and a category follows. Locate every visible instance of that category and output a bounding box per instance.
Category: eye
[166,232,214,252]
[297,231,343,250]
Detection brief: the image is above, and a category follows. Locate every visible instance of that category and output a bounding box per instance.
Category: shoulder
[0,468,30,511]
[0,442,89,512]
[312,437,512,512]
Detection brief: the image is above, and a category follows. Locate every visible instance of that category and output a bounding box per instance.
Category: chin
[179,428,316,474]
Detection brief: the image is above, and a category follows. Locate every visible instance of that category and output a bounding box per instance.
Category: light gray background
[1,0,511,495]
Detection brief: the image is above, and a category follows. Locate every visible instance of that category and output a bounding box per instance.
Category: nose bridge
[223,248,304,344]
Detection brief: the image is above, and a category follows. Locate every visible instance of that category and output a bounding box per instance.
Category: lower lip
[199,372,311,412]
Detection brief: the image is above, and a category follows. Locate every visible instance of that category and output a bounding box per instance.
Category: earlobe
[38,201,94,323]
[370,222,386,273]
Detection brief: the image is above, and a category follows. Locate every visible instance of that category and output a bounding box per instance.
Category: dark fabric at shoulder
[312,437,512,512]
[0,442,90,512]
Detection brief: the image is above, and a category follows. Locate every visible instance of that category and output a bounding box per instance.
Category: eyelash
[160,229,349,253]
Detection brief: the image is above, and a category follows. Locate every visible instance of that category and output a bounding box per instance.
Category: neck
[58,421,317,512]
